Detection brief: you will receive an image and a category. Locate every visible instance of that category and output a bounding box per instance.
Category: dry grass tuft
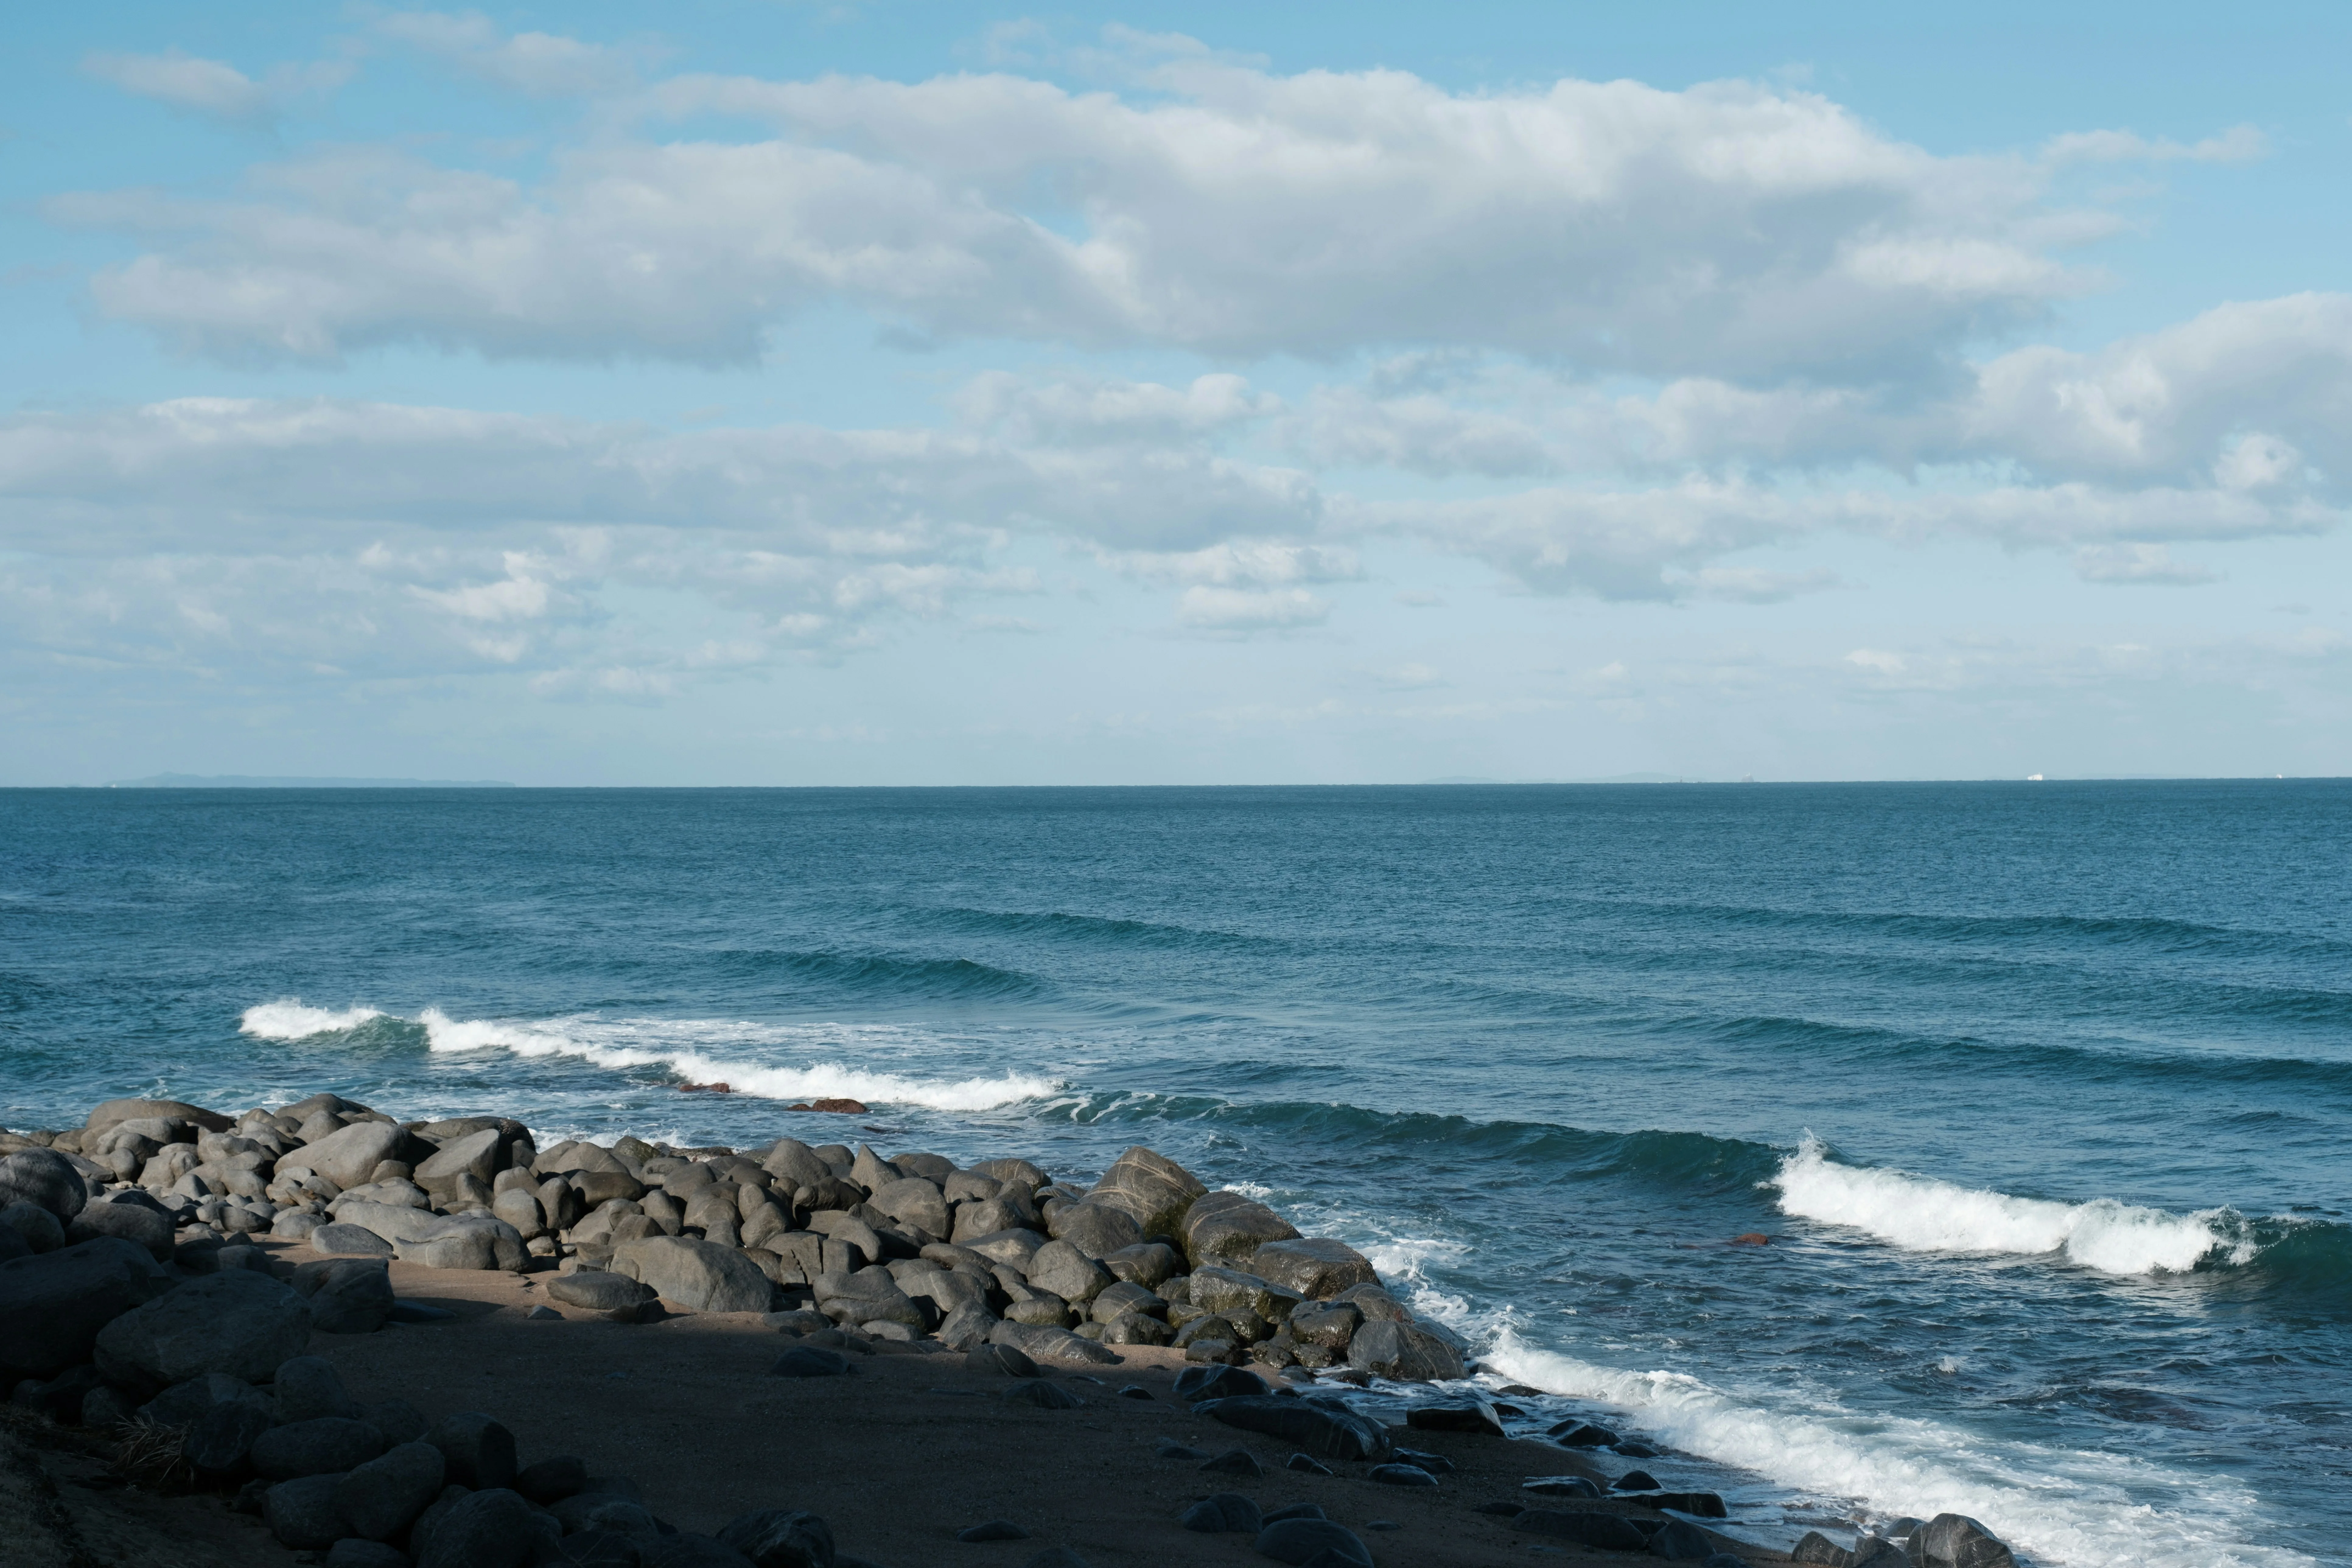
[107,1419,194,1491]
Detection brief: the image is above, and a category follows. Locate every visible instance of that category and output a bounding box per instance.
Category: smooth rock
[417,1486,538,1568]
[266,1472,353,1549]
[1043,1202,1142,1262]
[1911,1514,2018,1568]
[1173,1363,1271,1402]
[1284,1453,1334,1475]
[429,1412,519,1491]
[66,1195,176,1260]
[274,1355,359,1423]
[958,1521,1031,1543]
[1084,1146,1205,1238]
[517,1455,590,1505]
[1001,1378,1084,1409]
[614,1237,774,1313]
[1369,1462,1438,1487]
[1616,1469,1661,1491]
[715,1507,836,1568]
[295,1257,398,1334]
[1252,1518,1373,1567]
[1512,1511,1651,1551]
[1100,1242,1183,1290]
[1792,1531,1856,1567]
[254,1417,388,1481]
[1181,1493,1263,1534]
[965,1342,1041,1378]
[866,1177,950,1239]
[87,1097,233,1136]
[0,1235,172,1383]
[1247,1239,1378,1300]
[313,1223,398,1258]
[1196,1394,1392,1462]
[550,1272,657,1311]
[294,1122,416,1191]
[1025,1239,1113,1304]
[1648,1520,1720,1560]
[0,1151,89,1223]
[1344,1319,1466,1381]
[1200,1448,1265,1477]
[1523,1477,1602,1499]
[338,1441,447,1541]
[95,1268,312,1391]
[184,1399,275,1476]
[769,1346,853,1378]
[1180,1190,1299,1270]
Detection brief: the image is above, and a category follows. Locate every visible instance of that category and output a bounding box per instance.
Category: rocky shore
[1,1094,2023,1568]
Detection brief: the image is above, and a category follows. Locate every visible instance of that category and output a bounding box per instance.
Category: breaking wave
[240,1000,389,1038]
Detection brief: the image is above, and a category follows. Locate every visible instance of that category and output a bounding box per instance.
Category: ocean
[3,781,2345,1566]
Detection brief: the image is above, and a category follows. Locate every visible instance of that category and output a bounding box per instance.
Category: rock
[516,1455,589,1505]
[1328,1282,1410,1322]
[1512,1511,1651,1550]
[415,1129,506,1196]
[1101,1311,1171,1346]
[769,1346,853,1378]
[1616,1469,1661,1491]
[553,1494,662,1536]
[958,1228,1048,1271]
[294,1122,416,1190]
[429,1412,519,1491]
[185,1399,275,1476]
[1522,1477,1602,1499]
[275,1355,359,1422]
[254,1416,387,1481]
[1648,1520,1720,1560]
[611,1237,773,1313]
[338,1441,446,1540]
[1173,1363,1272,1401]
[1248,1239,1378,1300]
[266,1472,353,1549]
[328,1539,412,1568]
[67,1195,176,1259]
[274,1210,327,1243]
[1792,1531,1855,1567]
[1645,1492,1728,1519]
[1850,1540,1912,1568]
[294,1257,398,1335]
[1001,1378,1084,1409]
[1100,1242,1183,1290]
[1549,1420,1617,1447]
[1044,1203,1142,1261]
[866,1178,950,1239]
[0,1151,88,1223]
[958,1521,1030,1542]
[1003,1292,1071,1328]
[1252,1517,1372,1567]
[95,1268,312,1391]
[1025,1240,1113,1304]
[848,1144,899,1195]
[1345,1319,1465,1381]
[80,1384,137,1427]
[1285,1453,1333,1475]
[1912,1514,2018,1568]
[88,1097,233,1136]
[1180,1191,1299,1270]
[1182,1493,1263,1533]
[1288,1305,1359,1352]
[492,1188,546,1239]
[1200,1448,1264,1477]
[314,1223,398,1258]
[1085,1146,1205,1238]
[366,1399,431,1445]
[1190,1266,1304,1324]
[715,1507,835,1568]
[398,1211,530,1272]
[417,1486,538,1568]
[1197,1394,1393,1461]
[965,1342,1041,1377]
[986,1320,1120,1366]
[0,1235,173,1382]
[1370,1462,1438,1486]
[550,1272,658,1311]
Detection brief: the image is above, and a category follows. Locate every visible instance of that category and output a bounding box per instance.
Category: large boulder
[1196,1394,1393,1461]
[338,1441,446,1542]
[1179,1190,1299,1270]
[68,1194,176,1261]
[959,1228,1048,1272]
[548,1271,656,1311]
[866,1177,950,1239]
[1253,1517,1373,1567]
[429,1411,519,1490]
[417,1486,538,1568]
[1189,1266,1304,1324]
[1249,1238,1377,1300]
[759,1139,834,1188]
[94,1268,314,1390]
[1346,1319,1466,1382]
[1912,1514,2018,1568]
[86,1097,232,1136]
[1045,1202,1143,1261]
[612,1236,773,1312]
[290,1122,414,1190]
[252,1416,387,1480]
[717,1507,835,1568]
[1085,1146,1206,1238]
[1026,1240,1113,1304]
[0,1149,90,1223]
[265,1473,352,1550]
[414,1128,506,1198]
[398,1212,528,1272]
[0,1236,173,1382]
[293,1257,397,1334]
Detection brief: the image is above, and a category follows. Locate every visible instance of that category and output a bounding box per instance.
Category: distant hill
[106,774,516,789]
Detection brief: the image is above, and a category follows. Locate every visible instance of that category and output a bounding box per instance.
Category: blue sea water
[2,781,2347,1566]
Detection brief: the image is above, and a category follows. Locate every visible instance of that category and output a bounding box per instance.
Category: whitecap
[239,1000,387,1038]
[1771,1136,2244,1276]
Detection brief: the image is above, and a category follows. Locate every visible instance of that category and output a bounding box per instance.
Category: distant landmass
[106,774,517,789]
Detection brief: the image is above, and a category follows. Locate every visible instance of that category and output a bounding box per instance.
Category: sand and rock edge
[0,1093,2023,1568]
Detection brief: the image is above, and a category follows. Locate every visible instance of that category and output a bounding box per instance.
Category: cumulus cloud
[82,50,350,125]
[60,51,2136,374]
[1176,587,1332,631]
[371,11,641,96]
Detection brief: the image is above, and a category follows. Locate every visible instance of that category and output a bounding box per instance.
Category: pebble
[1368,1462,1439,1487]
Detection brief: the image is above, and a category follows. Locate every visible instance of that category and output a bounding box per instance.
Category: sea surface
[3,782,2346,1566]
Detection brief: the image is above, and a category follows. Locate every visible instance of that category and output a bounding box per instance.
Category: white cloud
[82,50,349,125]
[62,58,2114,373]
[2040,125,2266,166]
[1684,566,1845,603]
[372,11,640,96]
[1176,586,1332,630]
[2072,544,2220,585]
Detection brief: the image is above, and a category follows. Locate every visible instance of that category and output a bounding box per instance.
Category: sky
[3,3,2348,786]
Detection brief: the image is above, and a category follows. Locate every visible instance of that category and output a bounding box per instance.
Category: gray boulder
[1190,1266,1304,1323]
[1180,1191,1299,1270]
[1346,1319,1466,1381]
[958,1227,1048,1271]
[761,1139,834,1189]
[274,1354,359,1422]
[67,1194,176,1260]
[266,1472,353,1550]
[399,1211,529,1272]
[0,1150,88,1223]
[1044,1202,1141,1261]
[418,1486,537,1568]
[338,1440,447,1541]
[429,1411,519,1490]
[140,1370,274,1428]
[1792,1531,1854,1566]
[1025,1240,1113,1304]
[313,1223,398,1258]
[1196,1394,1391,1461]
[515,1455,588,1505]
[492,1187,546,1240]
[549,1271,657,1311]
[1181,1492,1262,1533]
[1290,1304,1360,1350]
[1101,1242,1182,1290]
[716,1507,835,1568]
[769,1346,853,1378]
[0,1235,172,1382]
[273,1210,326,1243]
[253,1417,388,1480]
[1912,1514,2018,1568]
[1330,1282,1411,1322]
[1248,1238,1378,1300]
[849,1144,899,1195]
[292,1122,414,1190]
[96,1266,311,1390]
[414,1129,506,1197]
[866,1177,949,1239]
[3,1200,66,1253]
[1253,1517,1372,1567]
[294,1257,397,1334]
[86,1097,232,1136]
[612,1237,773,1312]
[936,1300,1000,1352]
[1513,1510,1651,1551]
[1084,1146,1205,1238]
[184,1399,274,1477]
[1648,1520,1719,1560]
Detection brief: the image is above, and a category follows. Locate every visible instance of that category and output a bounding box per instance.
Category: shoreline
[2,1092,2019,1568]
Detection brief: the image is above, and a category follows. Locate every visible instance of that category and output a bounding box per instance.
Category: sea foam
[1773,1136,2245,1276]
[240,1000,389,1038]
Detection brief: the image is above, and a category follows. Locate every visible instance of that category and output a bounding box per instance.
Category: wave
[1773,1137,2248,1276]
[240,1000,390,1038]
[1484,1333,2309,1568]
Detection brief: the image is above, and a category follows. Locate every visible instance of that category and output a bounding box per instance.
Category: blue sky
[4,3,2348,784]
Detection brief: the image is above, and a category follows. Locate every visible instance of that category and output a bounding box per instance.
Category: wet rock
[1644,1493,1728,1519]
[1085,1146,1206,1238]
[1849,1540,1911,1568]
[95,1268,312,1391]
[338,1441,448,1541]
[613,1236,774,1313]
[550,1271,657,1312]
[1252,1517,1373,1567]
[1247,1239,1378,1301]
[416,1486,538,1568]
[1188,1266,1304,1325]
[1647,1520,1721,1560]
[1514,1510,1652,1550]
[1616,1469,1661,1491]
[1393,1447,1454,1474]
[1174,1363,1272,1402]
[1196,1394,1393,1462]
[1328,1282,1410,1322]
[1180,1191,1299,1270]
[1548,1420,1617,1447]
[87,1097,233,1137]
[959,1521,1031,1542]
[428,1411,519,1491]
[1182,1493,1263,1534]
[267,1472,354,1549]
[1406,1399,1504,1437]
[1345,1319,1465,1382]
[715,1507,836,1568]
[1792,1531,1855,1567]
[769,1346,853,1378]
[1200,1448,1265,1477]
[0,1235,173,1383]
[1044,1202,1143,1262]
[1100,1311,1172,1346]
[1522,1477,1602,1499]
[1100,1242,1184,1290]
[1911,1514,2018,1568]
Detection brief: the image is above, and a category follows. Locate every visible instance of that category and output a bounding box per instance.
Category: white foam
[414,1008,1059,1111]
[1485,1332,2310,1568]
[239,1000,387,1038]
[1772,1137,2245,1276]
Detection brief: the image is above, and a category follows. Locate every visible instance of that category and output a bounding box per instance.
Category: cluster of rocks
[1,1094,1463,1377]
